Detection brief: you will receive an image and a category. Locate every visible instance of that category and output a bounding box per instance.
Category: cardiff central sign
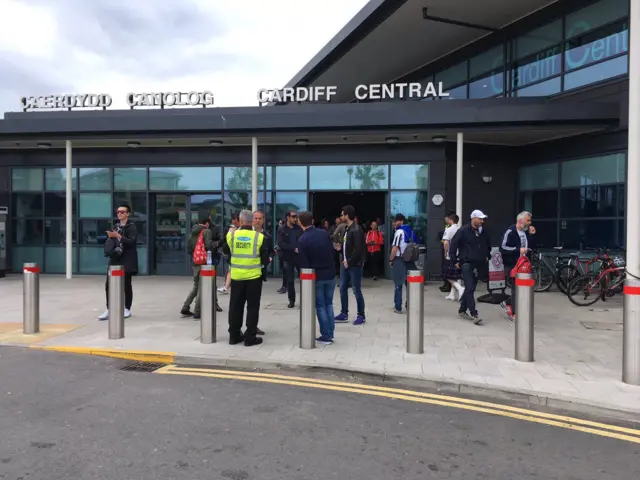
[20,91,215,111]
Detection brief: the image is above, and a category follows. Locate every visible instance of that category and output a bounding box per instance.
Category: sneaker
[373,276,378,281]
[471,313,483,325]
[458,311,472,321]
[393,308,403,314]
[277,287,287,294]
[98,309,109,321]
[334,313,348,323]
[500,302,515,321]
[124,309,132,318]
[445,292,456,301]
[316,336,333,345]
[353,315,366,326]
[217,287,229,295]
[180,307,194,317]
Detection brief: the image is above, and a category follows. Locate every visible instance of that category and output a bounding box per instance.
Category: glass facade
[517,152,626,249]
[9,163,429,275]
[412,0,629,100]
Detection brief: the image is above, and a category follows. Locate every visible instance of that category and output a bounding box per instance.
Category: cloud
[0,0,368,116]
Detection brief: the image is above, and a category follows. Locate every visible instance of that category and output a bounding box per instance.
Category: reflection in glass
[518,190,558,219]
[560,186,617,218]
[45,193,77,217]
[560,219,618,249]
[565,0,628,40]
[45,168,77,191]
[11,219,44,246]
[222,192,267,227]
[390,191,428,244]
[114,192,148,221]
[564,55,627,91]
[114,168,148,190]
[12,247,43,270]
[390,165,429,190]
[149,167,222,191]
[191,194,223,228]
[515,20,562,60]
[528,220,558,248]
[435,62,467,88]
[309,165,388,190]
[45,246,78,274]
[153,194,188,275]
[79,219,111,244]
[79,168,110,191]
[518,163,559,190]
[79,193,112,218]
[79,246,108,274]
[470,45,504,78]
[275,166,307,190]
[469,72,504,98]
[516,77,561,97]
[45,219,76,245]
[618,184,625,217]
[560,153,625,187]
[12,168,43,191]
[442,84,467,100]
[224,167,264,190]
[512,49,561,89]
[565,24,628,71]
[275,192,307,226]
[12,193,43,217]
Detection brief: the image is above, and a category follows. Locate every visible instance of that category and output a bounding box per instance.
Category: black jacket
[108,220,138,275]
[449,223,491,266]
[277,224,303,261]
[341,222,366,267]
[499,224,536,266]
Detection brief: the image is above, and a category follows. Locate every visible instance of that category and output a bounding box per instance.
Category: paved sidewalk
[0,274,638,416]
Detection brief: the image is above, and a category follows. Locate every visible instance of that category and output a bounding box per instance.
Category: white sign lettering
[257,86,338,104]
[126,91,214,108]
[354,82,448,101]
[21,94,112,111]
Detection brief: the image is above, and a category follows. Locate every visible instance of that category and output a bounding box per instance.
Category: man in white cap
[449,210,492,325]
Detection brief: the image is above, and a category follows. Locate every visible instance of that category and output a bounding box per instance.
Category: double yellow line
[155,365,640,444]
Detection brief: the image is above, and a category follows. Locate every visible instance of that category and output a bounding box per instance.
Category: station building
[0,0,630,279]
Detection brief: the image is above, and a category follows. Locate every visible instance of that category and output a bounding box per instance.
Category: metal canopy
[285,0,558,102]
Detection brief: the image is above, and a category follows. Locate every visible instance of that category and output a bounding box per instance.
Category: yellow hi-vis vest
[227,229,264,281]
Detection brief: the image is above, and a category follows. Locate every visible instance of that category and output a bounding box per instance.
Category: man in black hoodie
[450,210,491,325]
[181,214,222,318]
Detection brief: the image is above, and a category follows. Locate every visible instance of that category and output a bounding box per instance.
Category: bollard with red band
[623,277,640,384]
[199,265,217,344]
[406,270,424,354]
[108,265,125,339]
[515,272,535,362]
[299,268,316,349]
[23,262,40,334]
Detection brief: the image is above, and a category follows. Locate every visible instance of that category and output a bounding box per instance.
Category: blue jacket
[499,224,535,266]
[298,227,336,281]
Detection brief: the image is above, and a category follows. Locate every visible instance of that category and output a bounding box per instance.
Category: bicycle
[530,246,576,292]
[567,255,626,307]
[556,247,611,295]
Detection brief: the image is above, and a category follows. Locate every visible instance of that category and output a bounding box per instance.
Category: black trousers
[284,259,300,302]
[105,273,133,310]
[367,251,381,277]
[228,278,263,339]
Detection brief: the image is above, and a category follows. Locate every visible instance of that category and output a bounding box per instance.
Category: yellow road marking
[31,345,175,364]
[156,365,640,444]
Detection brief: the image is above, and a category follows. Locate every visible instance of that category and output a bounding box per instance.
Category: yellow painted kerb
[30,345,175,364]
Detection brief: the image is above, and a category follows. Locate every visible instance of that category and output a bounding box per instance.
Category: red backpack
[193,230,207,265]
[510,255,532,278]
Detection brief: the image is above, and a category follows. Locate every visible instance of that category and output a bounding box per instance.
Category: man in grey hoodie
[181,214,222,318]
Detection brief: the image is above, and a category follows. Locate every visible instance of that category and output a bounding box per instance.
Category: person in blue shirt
[297,211,337,345]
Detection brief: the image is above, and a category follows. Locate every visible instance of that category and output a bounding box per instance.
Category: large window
[309,165,389,190]
[518,152,626,248]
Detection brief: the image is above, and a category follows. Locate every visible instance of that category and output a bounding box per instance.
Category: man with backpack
[181,214,222,319]
[389,213,419,314]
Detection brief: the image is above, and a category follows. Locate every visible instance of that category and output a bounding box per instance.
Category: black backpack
[104,237,123,259]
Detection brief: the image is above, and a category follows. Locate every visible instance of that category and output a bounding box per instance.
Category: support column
[456,132,463,220]
[623,0,640,385]
[251,137,258,212]
[65,140,73,279]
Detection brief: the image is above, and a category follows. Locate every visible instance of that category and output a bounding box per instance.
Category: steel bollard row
[23,263,40,334]
[299,268,316,349]
[514,272,535,362]
[406,270,424,354]
[199,265,217,344]
[108,265,125,339]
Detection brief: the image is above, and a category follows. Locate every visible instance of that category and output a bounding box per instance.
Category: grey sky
[0,0,368,115]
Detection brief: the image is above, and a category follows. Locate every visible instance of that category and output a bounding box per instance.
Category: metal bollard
[23,263,40,334]
[515,272,535,362]
[299,268,316,349]
[199,265,217,344]
[108,265,125,340]
[406,270,424,354]
[623,277,640,385]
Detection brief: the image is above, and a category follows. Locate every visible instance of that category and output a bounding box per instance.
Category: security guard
[222,209,270,346]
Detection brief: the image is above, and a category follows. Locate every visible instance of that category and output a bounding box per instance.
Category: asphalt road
[1,348,639,480]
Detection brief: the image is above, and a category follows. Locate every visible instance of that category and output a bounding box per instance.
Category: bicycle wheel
[567,274,603,307]
[556,265,579,294]
[533,265,554,292]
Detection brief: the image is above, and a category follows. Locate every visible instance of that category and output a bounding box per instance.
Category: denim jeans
[339,263,365,316]
[315,279,336,339]
[460,262,479,316]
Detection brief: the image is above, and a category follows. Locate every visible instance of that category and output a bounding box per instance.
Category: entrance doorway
[150,193,223,275]
[310,191,388,277]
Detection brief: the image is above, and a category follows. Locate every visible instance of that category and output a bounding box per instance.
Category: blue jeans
[340,263,365,316]
[315,279,336,339]
[460,263,479,316]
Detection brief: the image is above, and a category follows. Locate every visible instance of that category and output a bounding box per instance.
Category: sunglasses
[116,210,128,214]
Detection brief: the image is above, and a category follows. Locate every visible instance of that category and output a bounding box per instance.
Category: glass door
[152,194,188,275]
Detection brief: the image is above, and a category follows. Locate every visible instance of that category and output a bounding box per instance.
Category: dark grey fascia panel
[0,98,620,139]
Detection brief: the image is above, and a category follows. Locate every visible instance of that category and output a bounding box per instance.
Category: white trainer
[98,309,109,320]
[445,292,456,301]
[124,309,132,318]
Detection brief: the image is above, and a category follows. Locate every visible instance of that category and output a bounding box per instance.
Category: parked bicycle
[556,247,611,294]
[530,246,577,293]
[567,254,626,306]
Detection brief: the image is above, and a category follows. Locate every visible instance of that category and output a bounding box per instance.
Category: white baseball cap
[470,210,488,219]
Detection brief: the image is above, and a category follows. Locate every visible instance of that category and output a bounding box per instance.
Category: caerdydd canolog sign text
[20,91,215,111]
